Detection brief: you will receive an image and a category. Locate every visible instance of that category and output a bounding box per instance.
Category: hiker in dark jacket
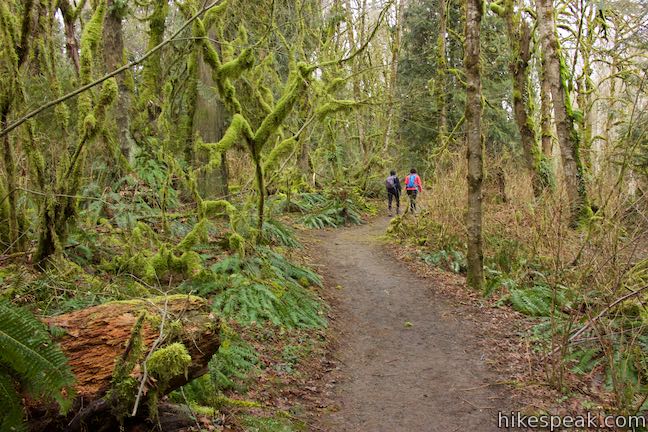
[385,170,401,216]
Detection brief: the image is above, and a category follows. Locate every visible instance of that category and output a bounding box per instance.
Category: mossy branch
[315,99,359,119]
[218,48,255,81]
[252,63,313,152]
[263,138,298,172]
[199,114,253,167]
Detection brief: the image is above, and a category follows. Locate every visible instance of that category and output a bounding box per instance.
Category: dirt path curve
[311,218,513,432]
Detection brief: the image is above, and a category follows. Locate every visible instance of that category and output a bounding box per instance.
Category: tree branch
[0,0,225,138]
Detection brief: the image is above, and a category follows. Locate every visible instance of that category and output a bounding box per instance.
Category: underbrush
[0,165,370,429]
[271,187,371,229]
[388,152,648,416]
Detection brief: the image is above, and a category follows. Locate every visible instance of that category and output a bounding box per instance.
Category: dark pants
[406,189,417,211]
[387,189,400,212]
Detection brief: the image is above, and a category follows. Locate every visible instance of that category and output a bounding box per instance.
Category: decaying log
[29,294,220,432]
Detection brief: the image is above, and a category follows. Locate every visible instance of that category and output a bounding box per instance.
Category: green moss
[228,232,246,257]
[98,77,118,108]
[108,312,146,421]
[200,114,253,167]
[82,113,97,136]
[218,48,255,80]
[325,77,347,93]
[263,138,297,172]
[147,342,192,385]
[79,0,106,83]
[214,395,261,409]
[253,62,313,151]
[203,0,229,29]
[109,294,206,307]
[315,99,357,119]
[176,219,209,251]
[201,199,237,220]
[131,221,159,249]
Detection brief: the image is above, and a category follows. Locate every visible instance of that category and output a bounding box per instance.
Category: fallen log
[28,294,220,432]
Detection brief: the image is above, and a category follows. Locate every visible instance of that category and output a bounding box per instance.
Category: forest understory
[1,0,647,430]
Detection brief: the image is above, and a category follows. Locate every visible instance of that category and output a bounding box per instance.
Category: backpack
[385,175,396,191]
[407,174,417,189]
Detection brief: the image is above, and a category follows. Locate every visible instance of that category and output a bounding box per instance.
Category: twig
[460,397,493,410]
[546,285,648,358]
[131,296,170,417]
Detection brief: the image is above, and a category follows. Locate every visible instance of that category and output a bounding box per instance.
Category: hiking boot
[388,212,393,217]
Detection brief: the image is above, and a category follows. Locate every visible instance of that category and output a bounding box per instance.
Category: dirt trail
[311,218,513,432]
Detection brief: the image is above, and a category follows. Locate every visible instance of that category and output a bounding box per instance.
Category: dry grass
[393,150,648,414]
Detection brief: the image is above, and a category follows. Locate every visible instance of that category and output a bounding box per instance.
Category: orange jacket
[404,174,422,192]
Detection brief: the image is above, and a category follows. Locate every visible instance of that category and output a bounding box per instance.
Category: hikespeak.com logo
[497,411,646,431]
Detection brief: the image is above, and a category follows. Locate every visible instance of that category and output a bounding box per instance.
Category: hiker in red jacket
[404,168,422,212]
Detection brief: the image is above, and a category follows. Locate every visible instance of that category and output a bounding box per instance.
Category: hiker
[385,170,401,216]
[404,168,422,212]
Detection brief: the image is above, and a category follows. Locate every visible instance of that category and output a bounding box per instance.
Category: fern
[262,218,301,248]
[0,371,24,432]
[297,191,364,229]
[508,285,567,317]
[211,249,326,328]
[263,248,322,287]
[209,333,258,392]
[0,300,75,429]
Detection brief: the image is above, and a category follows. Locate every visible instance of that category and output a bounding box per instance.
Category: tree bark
[500,1,544,196]
[104,0,132,161]
[344,0,368,158]
[539,61,554,158]
[57,0,81,76]
[437,0,448,147]
[381,0,405,152]
[194,52,229,198]
[29,295,220,432]
[464,0,484,290]
[536,0,588,224]
[1,107,21,251]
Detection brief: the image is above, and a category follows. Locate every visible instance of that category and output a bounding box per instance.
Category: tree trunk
[381,0,405,152]
[58,0,81,76]
[1,107,22,252]
[537,0,588,224]
[344,0,368,158]
[464,0,484,290]
[539,62,554,158]
[437,0,448,147]
[501,2,544,196]
[29,295,220,432]
[104,0,132,161]
[194,52,229,198]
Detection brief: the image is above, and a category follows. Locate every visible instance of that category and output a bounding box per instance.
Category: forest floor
[303,217,521,432]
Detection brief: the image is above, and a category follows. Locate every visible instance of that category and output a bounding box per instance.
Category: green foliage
[209,330,258,392]
[261,218,301,248]
[483,268,517,298]
[419,249,467,274]
[0,300,75,430]
[294,190,365,229]
[211,247,325,328]
[507,285,568,317]
[147,342,192,387]
[241,414,304,432]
